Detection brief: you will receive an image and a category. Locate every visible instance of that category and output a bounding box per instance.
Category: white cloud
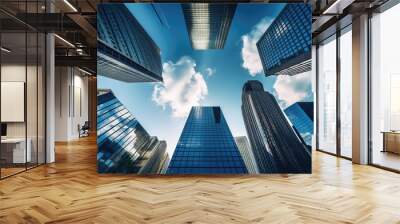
[241,17,272,76]
[152,56,208,118]
[273,72,312,108]
[205,67,216,77]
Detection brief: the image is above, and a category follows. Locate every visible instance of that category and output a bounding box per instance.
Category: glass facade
[167,106,248,174]
[97,4,162,82]
[284,102,313,146]
[339,27,352,158]
[234,136,259,174]
[316,25,353,159]
[317,35,337,154]
[97,90,168,174]
[242,81,311,173]
[314,1,400,172]
[256,4,311,76]
[0,1,46,179]
[182,3,236,49]
[137,140,169,174]
[370,3,400,171]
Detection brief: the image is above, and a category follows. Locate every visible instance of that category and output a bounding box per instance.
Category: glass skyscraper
[167,106,248,174]
[234,136,259,174]
[256,4,311,76]
[181,3,236,49]
[241,81,311,173]
[284,102,314,146]
[133,140,169,175]
[97,4,162,82]
[97,90,168,174]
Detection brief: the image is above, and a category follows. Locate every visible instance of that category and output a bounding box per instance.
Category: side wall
[54,67,89,141]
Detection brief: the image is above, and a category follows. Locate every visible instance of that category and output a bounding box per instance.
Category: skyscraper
[97,90,168,174]
[167,106,248,174]
[136,140,169,175]
[97,4,162,82]
[181,3,236,49]
[284,102,314,146]
[160,154,171,174]
[241,81,311,173]
[256,4,311,76]
[234,136,259,174]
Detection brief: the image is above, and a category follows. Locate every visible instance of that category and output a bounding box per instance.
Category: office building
[284,102,313,146]
[138,141,169,174]
[97,90,167,174]
[241,81,311,173]
[160,154,171,174]
[181,3,236,49]
[97,4,162,82]
[256,4,311,76]
[234,136,259,174]
[167,106,248,174]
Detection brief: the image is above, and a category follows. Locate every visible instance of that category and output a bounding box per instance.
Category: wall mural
[97,3,313,174]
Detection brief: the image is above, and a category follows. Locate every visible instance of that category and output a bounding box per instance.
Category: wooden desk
[382,131,400,154]
[1,138,31,164]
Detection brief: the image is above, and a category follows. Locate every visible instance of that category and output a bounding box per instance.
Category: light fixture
[78,67,92,76]
[54,34,75,48]
[322,0,355,15]
[63,0,78,12]
[1,47,11,53]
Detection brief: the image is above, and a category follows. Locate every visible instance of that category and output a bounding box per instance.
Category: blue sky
[98,3,313,155]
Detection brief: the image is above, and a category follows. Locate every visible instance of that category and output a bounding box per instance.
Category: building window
[370,3,400,171]
[317,35,337,154]
[339,26,352,158]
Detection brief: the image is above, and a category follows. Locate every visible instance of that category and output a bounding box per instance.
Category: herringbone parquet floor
[1,136,400,224]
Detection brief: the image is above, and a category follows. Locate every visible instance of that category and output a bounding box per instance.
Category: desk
[382,131,400,154]
[1,138,31,164]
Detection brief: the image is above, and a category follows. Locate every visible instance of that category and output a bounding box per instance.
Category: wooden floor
[373,151,400,171]
[1,136,400,224]
[1,167,26,178]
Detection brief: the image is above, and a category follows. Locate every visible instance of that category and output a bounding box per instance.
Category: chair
[78,121,90,138]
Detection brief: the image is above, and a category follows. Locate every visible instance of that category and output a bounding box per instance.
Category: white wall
[55,67,69,141]
[72,73,89,138]
[54,67,89,141]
